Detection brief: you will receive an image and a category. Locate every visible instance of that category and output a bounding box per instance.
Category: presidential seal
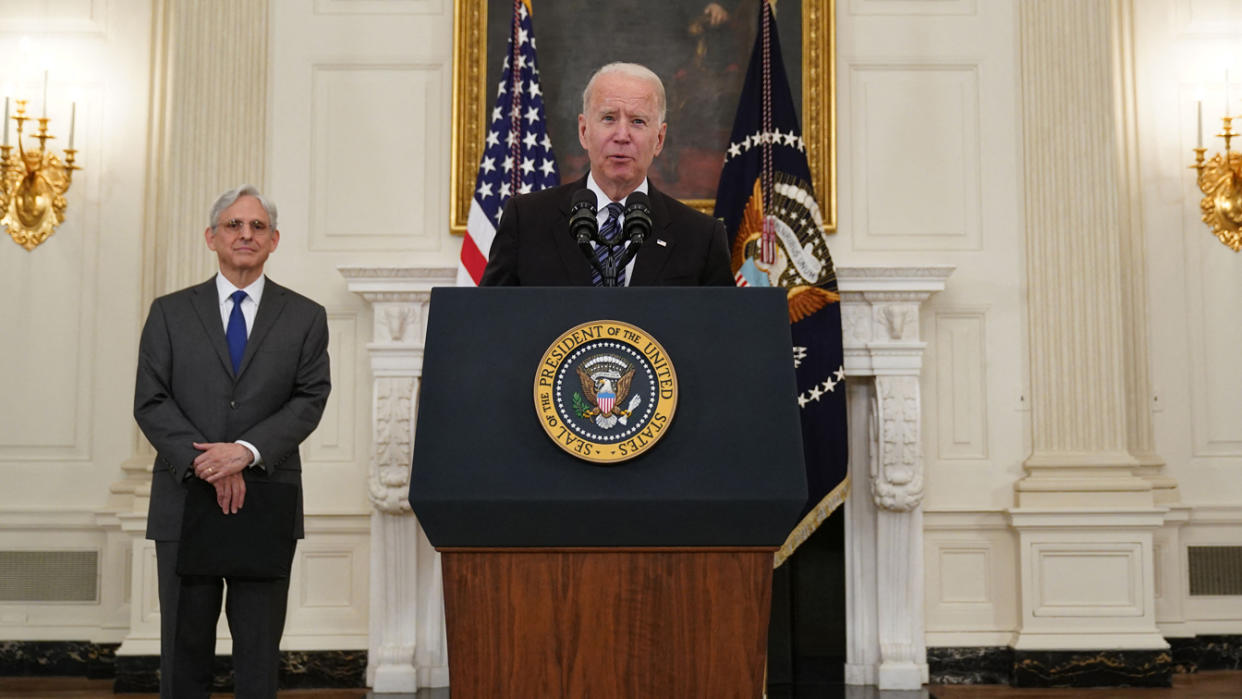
[534,320,678,464]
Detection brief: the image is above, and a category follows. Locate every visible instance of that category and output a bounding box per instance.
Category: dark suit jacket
[479,176,734,286]
[134,277,331,542]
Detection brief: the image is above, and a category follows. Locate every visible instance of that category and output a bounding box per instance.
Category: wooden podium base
[440,547,775,698]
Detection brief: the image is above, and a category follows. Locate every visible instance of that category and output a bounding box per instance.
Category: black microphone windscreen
[568,189,598,244]
[623,191,653,242]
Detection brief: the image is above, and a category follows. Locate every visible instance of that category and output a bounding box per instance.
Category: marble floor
[1,674,1239,697]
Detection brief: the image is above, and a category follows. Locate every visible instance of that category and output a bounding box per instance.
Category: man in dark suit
[133,184,331,698]
[480,62,733,286]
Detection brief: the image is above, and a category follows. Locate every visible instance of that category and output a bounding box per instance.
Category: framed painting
[450,0,835,234]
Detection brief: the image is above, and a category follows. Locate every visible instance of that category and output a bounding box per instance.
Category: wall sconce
[0,74,79,252]
[1191,89,1242,252]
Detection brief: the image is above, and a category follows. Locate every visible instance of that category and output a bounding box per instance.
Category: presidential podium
[410,287,807,698]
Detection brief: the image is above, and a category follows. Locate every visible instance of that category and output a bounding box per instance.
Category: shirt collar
[586,172,649,210]
[215,273,266,306]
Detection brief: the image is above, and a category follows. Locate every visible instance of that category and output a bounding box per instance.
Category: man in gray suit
[134,184,331,698]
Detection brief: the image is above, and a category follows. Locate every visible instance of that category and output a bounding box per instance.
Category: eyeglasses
[216,218,272,235]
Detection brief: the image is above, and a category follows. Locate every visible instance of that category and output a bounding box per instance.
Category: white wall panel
[933,309,989,461]
[939,547,989,602]
[924,511,1018,645]
[850,64,981,251]
[0,243,91,456]
[305,314,358,464]
[1032,544,1143,615]
[1175,0,1242,34]
[315,0,444,14]
[283,520,370,649]
[308,63,447,252]
[1187,246,1242,456]
[848,0,977,16]
[0,0,105,33]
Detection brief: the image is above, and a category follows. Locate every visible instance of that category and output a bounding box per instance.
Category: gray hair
[208,184,278,230]
[581,62,667,125]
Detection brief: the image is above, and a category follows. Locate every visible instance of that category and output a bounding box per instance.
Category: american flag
[457,0,560,286]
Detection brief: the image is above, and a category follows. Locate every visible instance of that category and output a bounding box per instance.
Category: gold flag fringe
[773,473,850,568]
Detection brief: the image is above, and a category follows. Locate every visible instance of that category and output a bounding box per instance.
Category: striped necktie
[591,202,626,287]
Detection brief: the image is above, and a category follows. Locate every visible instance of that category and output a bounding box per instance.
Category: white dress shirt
[586,172,647,286]
[214,272,265,468]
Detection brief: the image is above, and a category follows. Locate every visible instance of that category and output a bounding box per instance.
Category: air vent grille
[0,551,99,602]
[1188,546,1242,596]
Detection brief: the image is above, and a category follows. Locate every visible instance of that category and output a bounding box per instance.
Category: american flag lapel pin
[656,239,667,247]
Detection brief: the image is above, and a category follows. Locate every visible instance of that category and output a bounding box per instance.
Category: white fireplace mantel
[837,265,953,690]
[341,264,952,693]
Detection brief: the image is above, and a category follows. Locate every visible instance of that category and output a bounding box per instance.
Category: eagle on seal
[576,364,635,418]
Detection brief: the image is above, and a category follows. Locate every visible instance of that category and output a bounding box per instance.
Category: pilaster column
[342,266,456,692]
[838,266,952,690]
[113,0,271,657]
[1011,0,1165,651]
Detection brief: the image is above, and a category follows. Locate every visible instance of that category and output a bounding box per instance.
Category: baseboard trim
[1168,635,1242,673]
[0,642,365,692]
[1012,649,1172,688]
[927,646,1013,685]
[113,650,367,693]
[0,641,118,678]
[931,636,1242,686]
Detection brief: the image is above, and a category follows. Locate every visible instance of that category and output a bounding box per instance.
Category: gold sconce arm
[1,99,82,252]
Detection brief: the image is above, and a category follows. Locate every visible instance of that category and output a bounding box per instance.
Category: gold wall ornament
[0,98,80,251]
[1191,113,1242,252]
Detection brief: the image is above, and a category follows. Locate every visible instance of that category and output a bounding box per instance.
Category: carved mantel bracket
[837,265,953,690]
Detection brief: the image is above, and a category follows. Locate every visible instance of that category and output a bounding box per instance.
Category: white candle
[41,70,47,118]
[68,102,75,149]
[2,97,8,147]
[1198,100,1203,148]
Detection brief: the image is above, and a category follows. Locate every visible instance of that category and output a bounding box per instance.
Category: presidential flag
[713,0,848,567]
[457,0,559,286]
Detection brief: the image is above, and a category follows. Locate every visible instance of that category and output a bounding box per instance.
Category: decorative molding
[841,266,950,689]
[871,376,924,512]
[837,266,952,378]
[372,377,415,514]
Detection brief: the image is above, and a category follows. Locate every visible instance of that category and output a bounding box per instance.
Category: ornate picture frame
[449,0,835,235]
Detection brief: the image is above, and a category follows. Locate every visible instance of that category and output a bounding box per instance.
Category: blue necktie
[227,290,248,374]
[591,202,625,287]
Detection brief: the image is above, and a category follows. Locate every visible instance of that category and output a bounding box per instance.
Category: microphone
[569,189,605,279]
[618,191,653,271]
[622,192,652,246]
[569,189,598,245]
